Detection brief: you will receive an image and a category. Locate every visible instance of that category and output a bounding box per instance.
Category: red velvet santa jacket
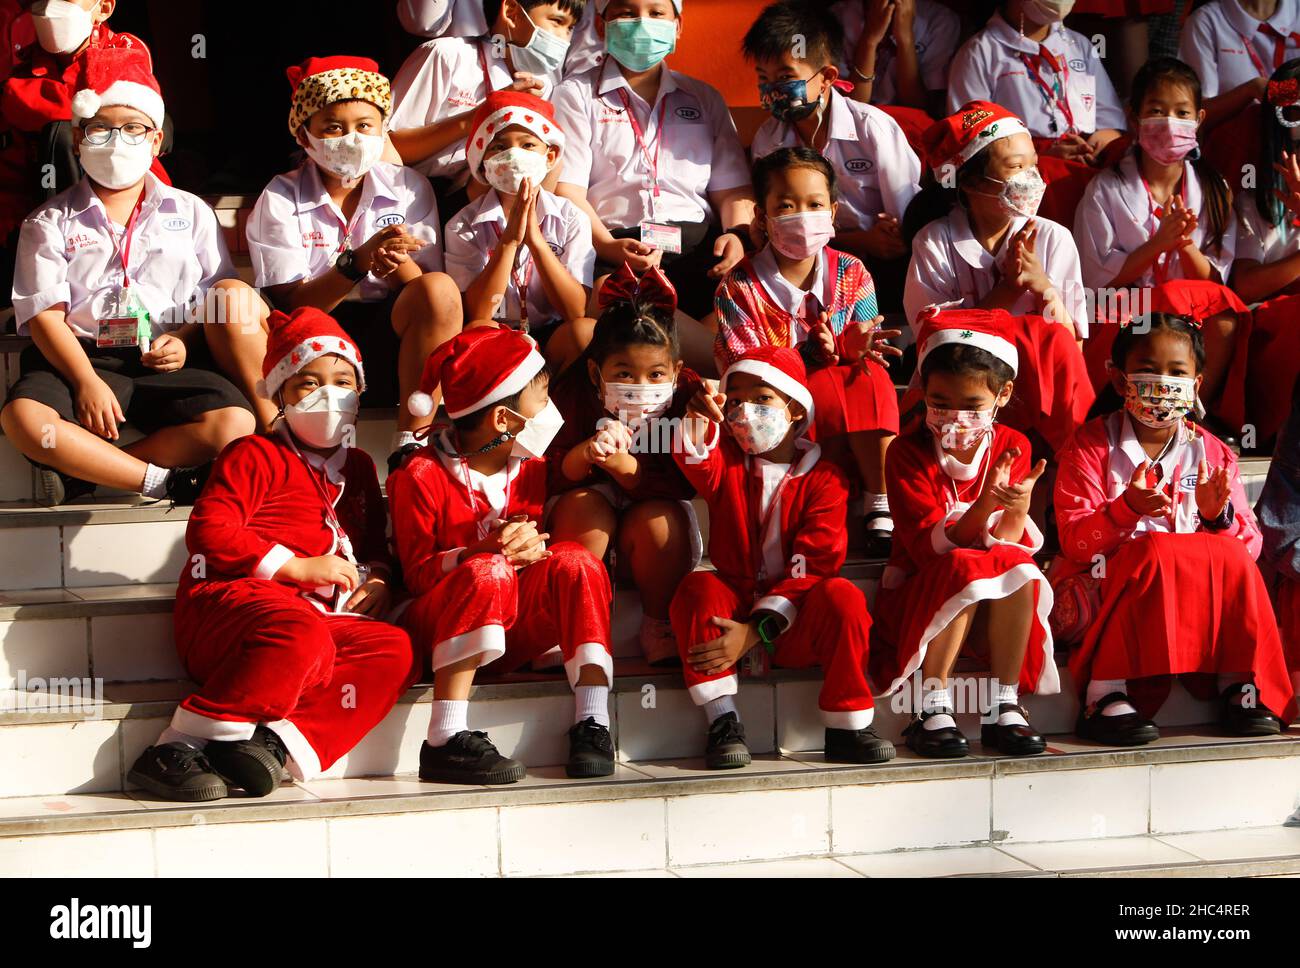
[1052,412,1261,581]
[674,423,849,627]
[178,430,391,592]
[387,432,549,598]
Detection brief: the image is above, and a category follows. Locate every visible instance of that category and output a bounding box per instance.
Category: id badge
[640,221,682,255]
[95,286,151,350]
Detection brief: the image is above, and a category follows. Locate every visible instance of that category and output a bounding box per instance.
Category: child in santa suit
[1053,312,1296,745]
[873,309,1058,759]
[388,326,615,784]
[672,345,896,769]
[128,307,416,802]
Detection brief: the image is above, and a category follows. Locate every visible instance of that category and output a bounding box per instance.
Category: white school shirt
[389,35,557,183]
[749,88,921,233]
[747,244,831,347]
[947,13,1125,138]
[246,160,444,304]
[396,0,603,77]
[12,172,236,340]
[1072,150,1237,290]
[1234,188,1300,266]
[903,207,1089,336]
[1179,0,1300,99]
[829,0,961,105]
[552,58,752,229]
[443,186,596,324]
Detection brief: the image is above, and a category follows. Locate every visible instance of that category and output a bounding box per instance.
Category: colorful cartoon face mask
[726,401,792,455]
[1124,373,1197,428]
[758,76,823,123]
[925,406,996,450]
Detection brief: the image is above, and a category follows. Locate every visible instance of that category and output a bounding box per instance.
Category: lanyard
[458,455,513,540]
[283,430,354,562]
[944,440,993,511]
[746,458,797,584]
[1242,27,1300,75]
[330,204,365,255]
[112,195,145,288]
[617,89,668,199]
[478,42,497,94]
[488,222,535,330]
[1019,50,1075,135]
[1141,171,1187,284]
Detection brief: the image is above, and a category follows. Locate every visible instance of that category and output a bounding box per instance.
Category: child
[1053,313,1295,744]
[715,146,901,556]
[1074,58,1246,432]
[1,45,266,507]
[389,327,616,783]
[444,90,596,372]
[552,0,756,334]
[903,100,1094,455]
[672,345,895,768]
[547,264,702,665]
[873,310,1057,759]
[743,1,922,296]
[831,0,961,113]
[128,307,415,801]
[247,56,463,469]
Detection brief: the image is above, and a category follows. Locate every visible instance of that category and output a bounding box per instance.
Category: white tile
[615,680,775,760]
[0,720,122,797]
[999,836,1200,873]
[993,765,1150,842]
[832,776,991,854]
[329,808,499,877]
[322,701,424,779]
[1156,827,1300,862]
[302,774,482,798]
[468,694,576,767]
[777,678,912,749]
[838,845,1037,877]
[0,792,139,821]
[63,519,188,587]
[0,828,154,876]
[154,819,329,876]
[91,613,184,682]
[630,754,813,779]
[1151,757,1300,833]
[667,787,829,866]
[0,526,61,590]
[674,857,861,878]
[0,618,88,686]
[129,780,314,810]
[500,797,665,876]
[560,868,678,878]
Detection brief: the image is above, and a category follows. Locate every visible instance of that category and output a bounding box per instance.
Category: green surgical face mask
[604,17,677,72]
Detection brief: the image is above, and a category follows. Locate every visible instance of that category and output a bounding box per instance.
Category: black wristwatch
[334,248,366,282]
[1199,501,1235,532]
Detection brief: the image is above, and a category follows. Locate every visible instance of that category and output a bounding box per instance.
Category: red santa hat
[464,90,566,183]
[286,55,393,137]
[70,44,165,130]
[409,327,546,419]
[722,346,815,423]
[915,308,1019,377]
[259,307,366,400]
[921,100,1030,179]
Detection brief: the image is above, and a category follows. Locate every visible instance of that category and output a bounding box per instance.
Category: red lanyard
[1141,171,1187,284]
[478,42,497,94]
[1020,50,1075,135]
[284,433,352,559]
[458,455,513,540]
[488,223,535,329]
[617,89,668,199]
[1244,26,1300,75]
[113,195,145,287]
[331,205,365,255]
[944,441,993,511]
[747,459,797,583]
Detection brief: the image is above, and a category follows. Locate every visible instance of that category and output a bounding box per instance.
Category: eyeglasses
[80,122,155,146]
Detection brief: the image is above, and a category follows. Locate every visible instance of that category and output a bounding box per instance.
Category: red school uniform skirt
[1246,286,1300,443]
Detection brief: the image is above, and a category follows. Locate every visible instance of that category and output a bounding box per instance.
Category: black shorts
[331,295,400,408]
[596,219,721,320]
[5,336,251,435]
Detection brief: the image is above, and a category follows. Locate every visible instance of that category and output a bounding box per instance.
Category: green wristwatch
[754,613,782,652]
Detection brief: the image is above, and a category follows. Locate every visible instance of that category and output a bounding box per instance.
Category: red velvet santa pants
[402,542,614,686]
[173,580,418,778]
[669,570,876,729]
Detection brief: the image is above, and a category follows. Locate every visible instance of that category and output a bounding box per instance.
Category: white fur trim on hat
[723,359,815,422]
[260,337,366,401]
[936,115,1030,178]
[72,80,165,129]
[920,329,1019,377]
[468,105,566,182]
[447,348,546,419]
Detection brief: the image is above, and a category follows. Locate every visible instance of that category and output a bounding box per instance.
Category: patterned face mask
[978,166,1047,219]
[726,401,792,455]
[758,75,823,123]
[1124,373,1197,428]
[602,380,675,426]
[925,406,996,450]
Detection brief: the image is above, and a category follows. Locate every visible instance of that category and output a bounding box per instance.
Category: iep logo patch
[376,213,406,227]
[844,158,874,174]
[674,106,701,121]
[161,217,191,231]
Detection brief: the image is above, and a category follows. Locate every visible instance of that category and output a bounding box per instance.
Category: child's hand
[1123,460,1174,519]
[707,231,747,279]
[344,572,392,616]
[1044,132,1095,163]
[140,333,186,372]
[509,72,544,95]
[976,447,1019,509]
[687,616,761,676]
[279,554,359,593]
[863,0,897,45]
[861,213,908,260]
[498,516,551,568]
[596,237,662,273]
[987,458,1048,517]
[502,179,535,248]
[583,421,631,464]
[842,315,904,367]
[74,373,124,440]
[813,313,839,365]
[1274,150,1300,218]
[357,225,423,273]
[686,388,727,424]
[1195,459,1232,521]
[1009,223,1052,296]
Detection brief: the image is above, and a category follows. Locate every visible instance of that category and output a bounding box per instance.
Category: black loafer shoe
[35,465,96,507]
[419,730,525,784]
[204,724,288,797]
[980,703,1047,755]
[903,709,969,758]
[1075,692,1159,746]
[862,515,893,560]
[567,717,615,777]
[1219,682,1283,736]
[824,725,896,764]
[704,711,751,769]
[127,743,228,802]
[162,463,214,506]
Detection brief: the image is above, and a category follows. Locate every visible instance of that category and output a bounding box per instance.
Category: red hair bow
[1269,78,1300,107]
[596,262,678,313]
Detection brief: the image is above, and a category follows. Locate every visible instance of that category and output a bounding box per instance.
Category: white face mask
[33,0,95,54]
[978,166,1047,219]
[1026,0,1076,24]
[507,398,564,459]
[726,401,793,455]
[305,130,385,188]
[603,380,675,426]
[483,145,551,194]
[282,384,360,449]
[509,7,570,76]
[78,132,155,190]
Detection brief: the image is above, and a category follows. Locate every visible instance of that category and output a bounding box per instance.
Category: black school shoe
[824,725,896,764]
[902,709,970,758]
[567,717,615,777]
[1075,692,1160,746]
[127,742,228,802]
[419,730,525,784]
[862,514,894,561]
[204,724,288,797]
[35,466,96,507]
[704,712,751,769]
[1219,682,1284,736]
[980,703,1047,756]
[162,463,213,506]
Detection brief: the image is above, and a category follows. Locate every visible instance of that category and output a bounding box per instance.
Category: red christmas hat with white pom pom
[70,44,165,129]
[259,307,366,400]
[409,326,545,418]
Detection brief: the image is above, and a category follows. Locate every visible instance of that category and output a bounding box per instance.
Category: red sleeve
[185,437,289,579]
[1053,426,1142,565]
[672,420,728,498]
[885,434,957,568]
[387,461,460,597]
[756,466,850,620]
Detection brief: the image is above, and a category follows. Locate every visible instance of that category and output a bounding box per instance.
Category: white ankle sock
[427,699,469,747]
[704,696,737,723]
[989,679,1028,727]
[574,685,610,726]
[1086,678,1135,716]
[141,463,169,499]
[392,430,419,451]
[865,493,893,529]
[921,686,956,730]
[158,726,207,749]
